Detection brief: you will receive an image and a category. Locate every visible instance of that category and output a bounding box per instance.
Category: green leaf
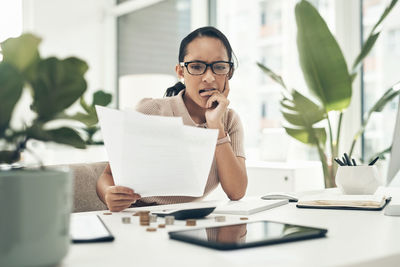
[0,63,24,134]
[0,151,21,164]
[351,32,380,74]
[280,88,326,146]
[284,126,327,145]
[92,90,112,107]
[69,112,98,127]
[29,57,88,121]
[27,126,86,149]
[295,0,352,111]
[1,33,41,72]
[256,62,287,89]
[351,0,398,76]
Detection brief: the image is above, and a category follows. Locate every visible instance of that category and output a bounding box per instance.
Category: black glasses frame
[180,61,233,75]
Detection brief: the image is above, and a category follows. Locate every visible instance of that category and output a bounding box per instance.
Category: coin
[215,216,226,222]
[186,219,196,226]
[122,217,131,224]
[146,227,157,232]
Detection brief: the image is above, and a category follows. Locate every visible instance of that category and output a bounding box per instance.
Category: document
[96,106,218,197]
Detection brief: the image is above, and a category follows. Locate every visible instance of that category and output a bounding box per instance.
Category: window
[216,0,334,160]
[361,0,400,161]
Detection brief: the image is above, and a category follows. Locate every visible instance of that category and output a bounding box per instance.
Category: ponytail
[164,82,186,97]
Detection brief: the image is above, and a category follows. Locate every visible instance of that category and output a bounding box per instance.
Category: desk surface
[62,188,400,267]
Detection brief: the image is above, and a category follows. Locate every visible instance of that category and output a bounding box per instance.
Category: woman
[96,26,247,212]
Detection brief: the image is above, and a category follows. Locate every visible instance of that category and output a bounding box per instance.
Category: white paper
[96,106,218,197]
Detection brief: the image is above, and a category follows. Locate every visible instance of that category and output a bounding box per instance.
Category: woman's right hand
[104,186,141,212]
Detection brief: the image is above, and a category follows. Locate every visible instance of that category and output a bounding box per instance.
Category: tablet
[168,220,327,250]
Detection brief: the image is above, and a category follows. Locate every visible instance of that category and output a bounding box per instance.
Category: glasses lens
[213,62,231,75]
[187,62,206,75]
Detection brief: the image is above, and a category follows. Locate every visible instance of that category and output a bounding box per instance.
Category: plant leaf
[295,0,352,111]
[92,90,112,107]
[1,33,41,72]
[280,88,326,146]
[27,126,86,149]
[256,62,287,89]
[0,63,24,134]
[351,0,398,76]
[351,32,380,74]
[284,126,327,145]
[29,57,88,121]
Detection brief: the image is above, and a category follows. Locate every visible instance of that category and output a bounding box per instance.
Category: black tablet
[168,220,327,250]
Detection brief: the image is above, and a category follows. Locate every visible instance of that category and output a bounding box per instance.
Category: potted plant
[0,33,88,266]
[258,0,399,188]
[66,89,112,145]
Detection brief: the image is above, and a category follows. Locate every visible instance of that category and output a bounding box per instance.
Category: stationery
[213,197,288,215]
[297,193,391,210]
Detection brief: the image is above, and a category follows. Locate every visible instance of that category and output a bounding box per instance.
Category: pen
[368,156,379,166]
[352,158,357,166]
[342,156,348,166]
[334,158,345,166]
[344,153,352,166]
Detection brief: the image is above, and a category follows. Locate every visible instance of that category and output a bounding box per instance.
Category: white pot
[335,165,384,195]
[0,168,73,267]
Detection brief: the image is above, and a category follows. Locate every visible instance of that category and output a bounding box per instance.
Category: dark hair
[164,26,236,97]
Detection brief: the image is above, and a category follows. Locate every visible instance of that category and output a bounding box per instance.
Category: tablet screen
[169,221,327,250]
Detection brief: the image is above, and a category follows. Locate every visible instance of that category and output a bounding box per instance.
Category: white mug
[335,165,384,195]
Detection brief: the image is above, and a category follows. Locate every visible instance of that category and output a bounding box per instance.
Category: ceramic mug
[335,165,384,195]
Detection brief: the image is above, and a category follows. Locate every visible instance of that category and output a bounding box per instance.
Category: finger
[222,76,230,97]
[109,205,130,212]
[109,186,134,195]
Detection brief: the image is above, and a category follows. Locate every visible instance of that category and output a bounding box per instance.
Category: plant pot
[0,168,73,267]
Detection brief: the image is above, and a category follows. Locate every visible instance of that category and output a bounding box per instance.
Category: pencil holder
[335,165,384,195]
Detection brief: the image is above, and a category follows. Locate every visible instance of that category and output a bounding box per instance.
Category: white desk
[62,188,400,267]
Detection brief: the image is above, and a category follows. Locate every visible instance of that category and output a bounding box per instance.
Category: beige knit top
[133,90,245,206]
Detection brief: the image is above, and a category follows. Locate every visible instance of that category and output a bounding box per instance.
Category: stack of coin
[139,213,150,226]
[165,216,175,225]
[122,217,131,224]
[149,214,157,223]
[215,216,226,222]
[186,219,196,226]
[158,224,166,228]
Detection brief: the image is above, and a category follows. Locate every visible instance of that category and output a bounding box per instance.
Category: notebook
[213,197,288,215]
[70,214,114,243]
[296,193,391,210]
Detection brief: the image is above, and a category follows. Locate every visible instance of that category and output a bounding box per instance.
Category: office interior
[1,0,400,266]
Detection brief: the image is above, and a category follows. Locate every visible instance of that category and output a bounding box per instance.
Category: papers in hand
[96,106,218,197]
[297,193,390,210]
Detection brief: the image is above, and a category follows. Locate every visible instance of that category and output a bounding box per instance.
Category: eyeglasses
[180,61,233,75]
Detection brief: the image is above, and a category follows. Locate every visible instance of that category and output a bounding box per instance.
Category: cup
[335,165,384,195]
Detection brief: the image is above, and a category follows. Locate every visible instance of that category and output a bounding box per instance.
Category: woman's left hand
[205,77,230,129]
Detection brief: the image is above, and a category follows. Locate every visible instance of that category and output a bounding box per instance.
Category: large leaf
[1,33,41,72]
[27,125,86,149]
[0,63,24,134]
[29,57,88,121]
[284,126,327,145]
[280,88,327,146]
[257,62,287,89]
[351,0,398,76]
[295,0,352,111]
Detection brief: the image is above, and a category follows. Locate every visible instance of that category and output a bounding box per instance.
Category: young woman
[97,26,247,212]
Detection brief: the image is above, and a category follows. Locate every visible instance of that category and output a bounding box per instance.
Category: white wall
[22,0,115,100]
